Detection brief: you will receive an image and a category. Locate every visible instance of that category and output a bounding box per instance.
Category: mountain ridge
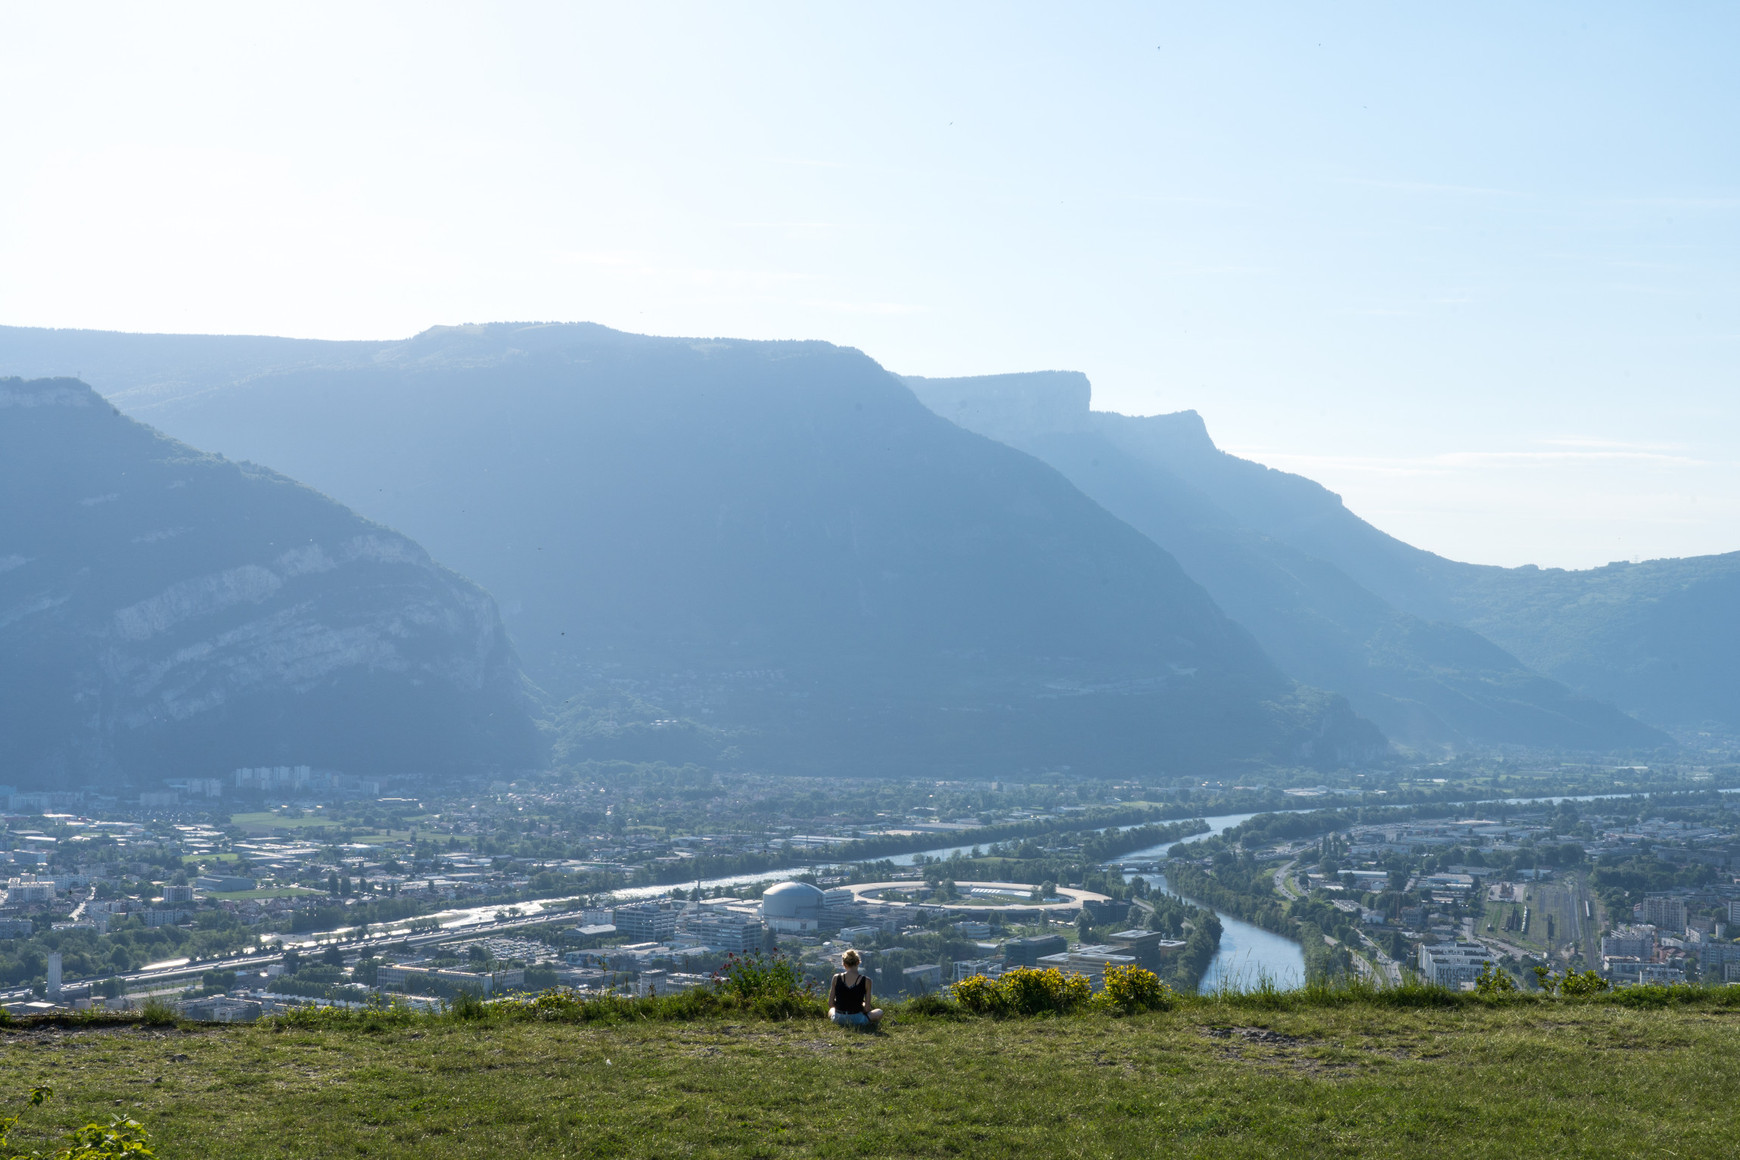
[0,375,542,789]
[906,370,1671,753]
[0,323,1386,777]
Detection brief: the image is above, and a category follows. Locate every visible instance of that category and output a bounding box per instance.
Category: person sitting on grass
[828,949,883,1028]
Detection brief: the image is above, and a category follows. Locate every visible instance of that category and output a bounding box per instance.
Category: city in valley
[5,760,1736,1019]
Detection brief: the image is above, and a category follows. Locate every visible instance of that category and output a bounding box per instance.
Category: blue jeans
[832,1011,870,1027]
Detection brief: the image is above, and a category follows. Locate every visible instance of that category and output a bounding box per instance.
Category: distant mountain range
[0,375,540,790]
[908,371,1721,750]
[2,321,1718,787]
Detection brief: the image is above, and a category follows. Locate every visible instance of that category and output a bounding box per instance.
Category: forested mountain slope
[0,324,1383,776]
[0,376,540,789]
[908,372,1668,752]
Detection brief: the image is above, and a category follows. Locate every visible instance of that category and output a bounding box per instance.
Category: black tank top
[833,972,868,1014]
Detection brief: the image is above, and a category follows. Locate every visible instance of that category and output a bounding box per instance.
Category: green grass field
[3,996,1737,1158]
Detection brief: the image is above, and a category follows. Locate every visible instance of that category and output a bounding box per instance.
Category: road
[1272,861,1301,901]
[0,909,575,1003]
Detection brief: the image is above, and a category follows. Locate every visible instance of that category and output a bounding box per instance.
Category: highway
[0,908,578,1003]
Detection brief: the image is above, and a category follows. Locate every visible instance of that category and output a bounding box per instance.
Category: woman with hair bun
[828,948,883,1028]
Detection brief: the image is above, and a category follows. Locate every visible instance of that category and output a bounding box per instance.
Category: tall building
[1641,896,1688,934]
[611,900,680,942]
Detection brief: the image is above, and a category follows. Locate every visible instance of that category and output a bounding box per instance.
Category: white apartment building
[4,875,56,904]
[1601,925,1656,960]
[1417,942,1492,988]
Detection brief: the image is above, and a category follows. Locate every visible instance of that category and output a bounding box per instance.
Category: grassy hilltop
[2,990,1738,1158]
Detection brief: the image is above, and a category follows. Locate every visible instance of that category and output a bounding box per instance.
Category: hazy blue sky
[3,4,1735,568]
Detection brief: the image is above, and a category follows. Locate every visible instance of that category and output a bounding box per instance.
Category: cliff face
[2,326,1386,776]
[0,377,541,789]
[907,371,1665,754]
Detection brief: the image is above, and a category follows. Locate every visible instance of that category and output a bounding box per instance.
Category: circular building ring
[840,880,1111,914]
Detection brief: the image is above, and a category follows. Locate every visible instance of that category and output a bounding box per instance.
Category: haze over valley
[3,319,1732,793]
[6,14,1740,1153]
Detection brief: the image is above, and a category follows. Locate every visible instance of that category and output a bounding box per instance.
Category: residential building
[1601,925,1656,960]
[1603,958,1686,986]
[1417,942,1492,988]
[1697,941,1740,982]
[4,876,55,904]
[1641,896,1688,934]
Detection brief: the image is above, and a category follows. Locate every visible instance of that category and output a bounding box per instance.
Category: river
[427,790,1712,986]
[1111,811,1307,993]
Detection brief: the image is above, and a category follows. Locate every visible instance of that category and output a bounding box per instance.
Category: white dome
[761,880,825,919]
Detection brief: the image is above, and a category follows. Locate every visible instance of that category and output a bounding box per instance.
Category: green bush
[950,967,1093,1017]
[1475,962,1517,998]
[897,992,963,1019]
[137,998,177,1027]
[1560,970,1612,998]
[711,952,813,1003]
[449,989,490,1021]
[1097,965,1177,1013]
[1,1086,156,1159]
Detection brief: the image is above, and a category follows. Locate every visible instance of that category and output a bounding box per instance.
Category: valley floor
[2,1001,1735,1158]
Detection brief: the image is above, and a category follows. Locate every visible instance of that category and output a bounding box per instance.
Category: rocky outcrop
[0,377,541,789]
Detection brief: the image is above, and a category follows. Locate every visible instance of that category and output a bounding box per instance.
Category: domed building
[761,880,825,932]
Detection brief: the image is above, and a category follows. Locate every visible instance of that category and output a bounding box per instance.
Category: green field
[3,998,1737,1158]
